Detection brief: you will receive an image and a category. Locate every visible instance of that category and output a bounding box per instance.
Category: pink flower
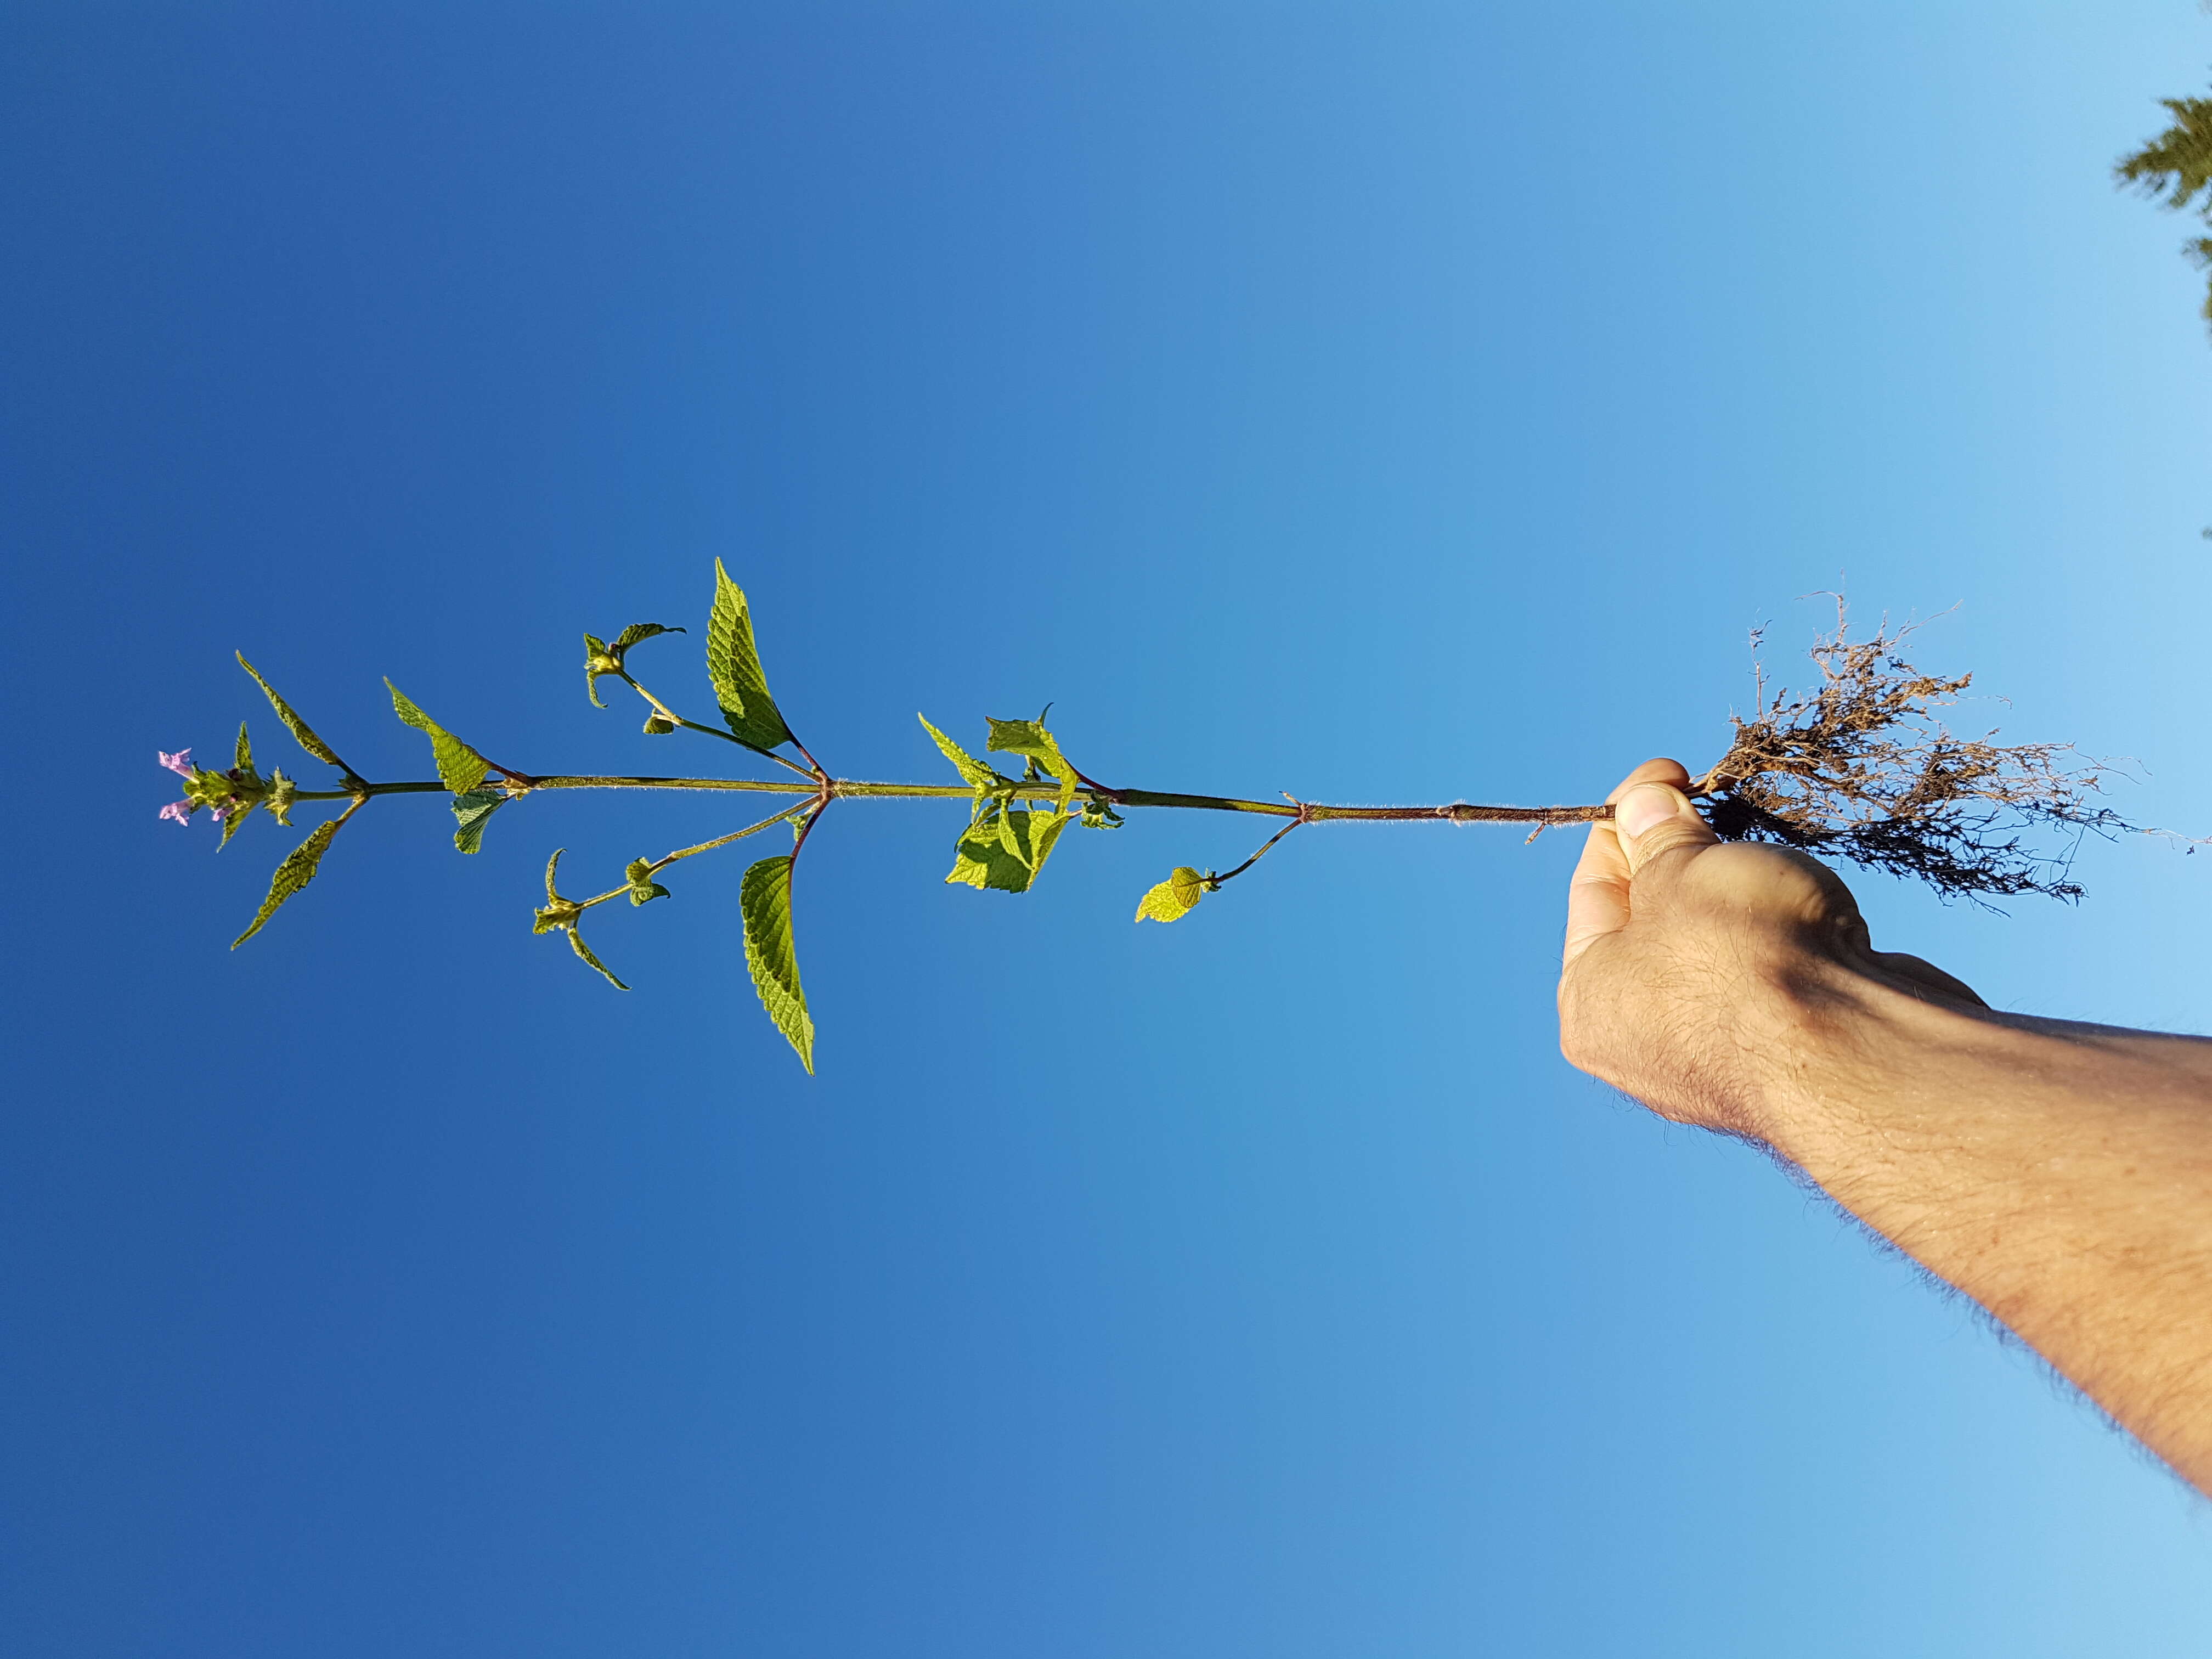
[158,800,193,826]
[209,804,230,820]
[159,749,194,777]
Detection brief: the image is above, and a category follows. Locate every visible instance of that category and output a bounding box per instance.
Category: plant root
[1697,605,2125,903]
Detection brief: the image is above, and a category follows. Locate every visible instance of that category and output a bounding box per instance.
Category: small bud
[533,897,583,934]
[642,714,676,735]
[264,770,298,826]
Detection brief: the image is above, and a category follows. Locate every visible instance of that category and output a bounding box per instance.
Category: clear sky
[7,3,2212,1653]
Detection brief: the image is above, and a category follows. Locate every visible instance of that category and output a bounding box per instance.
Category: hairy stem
[294,774,1618,821]
[646,803,811,875]
[575,802,812,907]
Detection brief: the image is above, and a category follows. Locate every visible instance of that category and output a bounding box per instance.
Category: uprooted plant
[154,566,2130,1071]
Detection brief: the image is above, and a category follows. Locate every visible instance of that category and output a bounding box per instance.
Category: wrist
[1728,952,1967,1167]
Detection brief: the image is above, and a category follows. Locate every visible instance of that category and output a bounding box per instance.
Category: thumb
[1613,781,1718,877]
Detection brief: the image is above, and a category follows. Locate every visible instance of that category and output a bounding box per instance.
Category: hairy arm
[1559,759,2212,1491]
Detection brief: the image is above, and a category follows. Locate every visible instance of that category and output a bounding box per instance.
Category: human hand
[1557,759,1983,1143]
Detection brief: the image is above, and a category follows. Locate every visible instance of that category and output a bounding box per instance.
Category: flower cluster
[156,738,296,838]
[156,750,198,825]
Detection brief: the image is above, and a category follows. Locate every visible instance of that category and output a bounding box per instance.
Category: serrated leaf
[944,806,1073,894]
[218,805,249,848]
[451,788,505,854]
[1135,866,1209,923]
[985,715,1079,814]
[918,714,1001,790]
[707,560,794,752]
[1030,808,1074,872]
[237,653,355,777]
[944,847,994,889]
[740,853,815,1072]
[232,818,341,947]
[984,716,1053,760]
[613,623,682,652]
[568,927,630,990]
[234,720,253,772]
[386,680,492,795]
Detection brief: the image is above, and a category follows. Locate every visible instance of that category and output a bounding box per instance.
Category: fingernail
[1613,783,1680,841]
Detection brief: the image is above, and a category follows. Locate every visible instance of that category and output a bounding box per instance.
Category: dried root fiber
[1696,606,2124,902]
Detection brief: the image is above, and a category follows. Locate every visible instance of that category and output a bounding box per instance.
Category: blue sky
[7,3,2212,1653]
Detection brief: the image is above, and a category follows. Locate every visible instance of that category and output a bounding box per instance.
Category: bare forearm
[1758,970,2212,1487]
[1560,765,2212,1488]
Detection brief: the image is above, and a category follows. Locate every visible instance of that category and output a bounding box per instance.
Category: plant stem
[647,803,811,874]
[292,775,1617,821]
[575,802,811,908]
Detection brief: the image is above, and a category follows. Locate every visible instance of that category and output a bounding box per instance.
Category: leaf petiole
[1208,799,1315,888]
[621,670,816,778]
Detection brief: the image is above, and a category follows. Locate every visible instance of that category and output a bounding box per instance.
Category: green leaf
[568,927,630,990]
[236,653,356,778]
[1135,866,1209,923]
[740,853,815,1072]
[918,714,1002,790]
[707,560,794,752]
[234,720,253,772]
[984,716,1054,761]
[386,680,492,795]
[232,818,342,947]
[218,803,250,848]
[613,623,682,652]
[985,715,1079,814]
[450,788,505,854]
[1030,808,1074,873]
[944,805,1074,894]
